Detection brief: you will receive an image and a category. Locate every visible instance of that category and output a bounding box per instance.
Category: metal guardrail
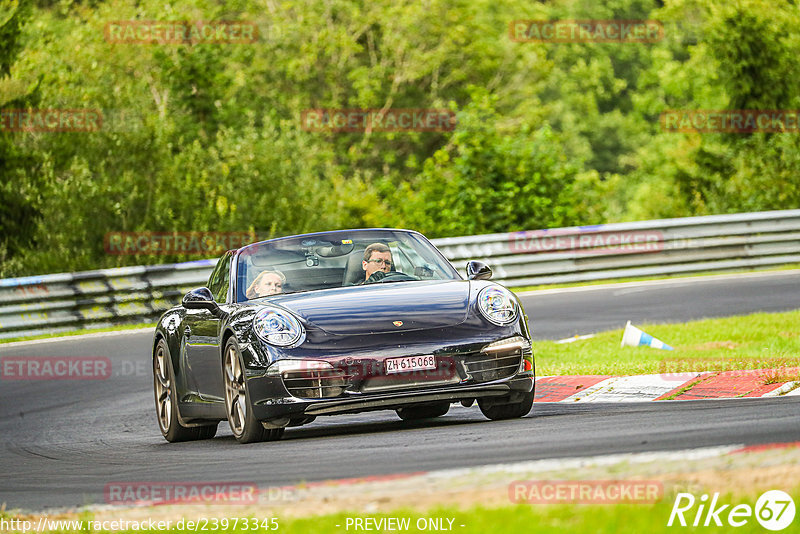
[437,209,800,285]
[0,260,216,340]
[1,210,798,339]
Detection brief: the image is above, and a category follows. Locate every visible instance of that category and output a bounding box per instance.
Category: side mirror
[182,287,221,314]
[466,260,492,281]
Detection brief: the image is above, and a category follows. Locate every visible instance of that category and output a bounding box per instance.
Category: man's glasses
[366,258,392,267]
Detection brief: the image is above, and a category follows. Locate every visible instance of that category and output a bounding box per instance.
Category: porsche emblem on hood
[393,321,403,327]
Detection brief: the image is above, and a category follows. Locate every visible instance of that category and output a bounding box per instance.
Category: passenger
[246,270,285,298]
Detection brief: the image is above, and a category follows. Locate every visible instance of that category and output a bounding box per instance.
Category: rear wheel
[478,390,534,420]
[396,401,450,421]
[153,338,218,442]
[223,338,284,444]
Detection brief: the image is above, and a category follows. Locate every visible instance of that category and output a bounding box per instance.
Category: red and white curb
[534,370,800,402]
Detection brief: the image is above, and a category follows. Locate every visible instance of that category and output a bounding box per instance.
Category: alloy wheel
[153,343,172,432]
[224,343,247,437]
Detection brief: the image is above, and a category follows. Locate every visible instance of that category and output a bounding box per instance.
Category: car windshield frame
[232,229,461,302]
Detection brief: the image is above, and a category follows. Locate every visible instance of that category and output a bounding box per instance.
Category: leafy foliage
[0,0,798,276]
[0,0,42,271]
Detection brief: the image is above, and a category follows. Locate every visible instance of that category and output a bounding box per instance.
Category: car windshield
[235,229,461,302]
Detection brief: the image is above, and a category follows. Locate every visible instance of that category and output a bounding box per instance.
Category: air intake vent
[282,369,349,399]
[464,338,527,383]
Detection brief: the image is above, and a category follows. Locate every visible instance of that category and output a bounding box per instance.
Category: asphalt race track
[520,270,800,340]
[1,270,799,511]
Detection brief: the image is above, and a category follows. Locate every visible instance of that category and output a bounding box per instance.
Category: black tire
[153,338,218,442]
[478,390,534,420]
[223,337,284,444]
[396,401,450,421]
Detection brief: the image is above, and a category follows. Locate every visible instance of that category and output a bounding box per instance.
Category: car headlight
[477,286,518,325]
[253,307,305,347]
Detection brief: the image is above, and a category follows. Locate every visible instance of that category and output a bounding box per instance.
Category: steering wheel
[365,271,418,284]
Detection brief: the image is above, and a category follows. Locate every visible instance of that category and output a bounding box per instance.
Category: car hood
[262,280,471,335]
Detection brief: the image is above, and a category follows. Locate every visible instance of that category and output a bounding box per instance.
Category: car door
[183,252,231,401]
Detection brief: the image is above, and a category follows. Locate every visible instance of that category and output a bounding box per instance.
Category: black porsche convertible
[152,228,535,443]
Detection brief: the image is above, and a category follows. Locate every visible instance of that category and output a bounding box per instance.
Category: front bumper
[249,375,534,419]
[242,317,535,421]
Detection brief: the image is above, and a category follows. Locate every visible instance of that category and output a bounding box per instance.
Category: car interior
[236,236,448,302]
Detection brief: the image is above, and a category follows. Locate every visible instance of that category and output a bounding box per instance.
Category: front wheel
[223,338,284,444]
[478,390,534,420]
[153,338,218,442]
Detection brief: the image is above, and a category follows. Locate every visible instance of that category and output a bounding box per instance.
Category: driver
[359,243,394,284]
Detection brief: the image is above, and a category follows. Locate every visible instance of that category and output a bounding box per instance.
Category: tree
[399,90,581,236]
[0,0,42,276]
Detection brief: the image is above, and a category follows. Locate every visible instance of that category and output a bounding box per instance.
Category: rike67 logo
[668,490,795,531]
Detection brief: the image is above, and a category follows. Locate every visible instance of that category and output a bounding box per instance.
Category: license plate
[385,355,436,374]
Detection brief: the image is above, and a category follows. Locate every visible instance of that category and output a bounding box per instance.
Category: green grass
[534,310,800,377]
[510,264,800,293]
[0,322,155,344]
[275,501,787,534]
[6,496,791,533]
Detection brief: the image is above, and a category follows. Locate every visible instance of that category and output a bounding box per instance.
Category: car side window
[207,252,232,303]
